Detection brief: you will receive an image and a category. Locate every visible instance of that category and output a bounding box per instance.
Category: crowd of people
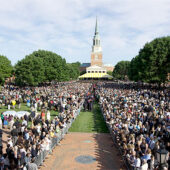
[0,80,169,170]
[0,82,92,169]
[95,82,170,170]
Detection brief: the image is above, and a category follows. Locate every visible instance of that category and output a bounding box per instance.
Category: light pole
[156,145,169,170]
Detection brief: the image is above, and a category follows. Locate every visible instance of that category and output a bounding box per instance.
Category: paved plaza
[40,132,125,170]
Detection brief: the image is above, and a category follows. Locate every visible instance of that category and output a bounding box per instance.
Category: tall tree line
[0,50,80,86]
[128,36,170,84]
[113,36,170,84]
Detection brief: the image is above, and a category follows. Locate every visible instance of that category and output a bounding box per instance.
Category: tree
[0,55,13,85]
[15,55,45,86]
[15,50,71,86]
[107,71,112,76]
[128,55,141,81]
[112,61,130,80]
[129,36,170,84]
[66,62,80,80]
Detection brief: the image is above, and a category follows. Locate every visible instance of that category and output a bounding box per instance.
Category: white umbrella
[16,111,30,118]
[3,110,16,117]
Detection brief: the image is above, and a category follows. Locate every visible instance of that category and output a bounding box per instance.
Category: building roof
[80,63,91,67]
[79,73,113,79]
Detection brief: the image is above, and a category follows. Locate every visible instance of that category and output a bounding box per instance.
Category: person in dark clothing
[13,119,20,129]
[6,144,10,155]
[11,126,18,145]
[40,132,46,140]
[32,128,39,137]
[17,154,25,169]
[31,145,37,158]
[24,114,29,122]
[41,126,48,134]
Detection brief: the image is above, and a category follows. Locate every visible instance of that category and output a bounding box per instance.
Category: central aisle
[69,102,109,133]
[40,132,124,170]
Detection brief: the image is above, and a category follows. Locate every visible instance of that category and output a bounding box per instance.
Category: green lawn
[69,102,109,133]
[0,103,31,113]
[48,110,58,120]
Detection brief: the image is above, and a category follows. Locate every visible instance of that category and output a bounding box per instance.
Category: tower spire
[95,16,98,35]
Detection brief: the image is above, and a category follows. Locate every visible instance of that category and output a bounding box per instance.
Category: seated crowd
[0,82,92,169]
[95,82,170,170]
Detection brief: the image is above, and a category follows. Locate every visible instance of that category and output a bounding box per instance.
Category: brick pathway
[40,132,125,170]
[2,128,11,153]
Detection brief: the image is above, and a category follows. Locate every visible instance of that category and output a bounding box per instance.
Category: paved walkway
[2,128,11,153]
[40,132,125,170]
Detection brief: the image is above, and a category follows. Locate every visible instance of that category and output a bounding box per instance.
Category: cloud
[0,0,170,65]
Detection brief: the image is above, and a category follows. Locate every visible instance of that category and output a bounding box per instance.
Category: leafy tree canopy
[15,50,79,86]
[0,55,13,85]
[128,36,170,84]
[112,61,130,80]
[67,62,80,80]
[107,71,112,76]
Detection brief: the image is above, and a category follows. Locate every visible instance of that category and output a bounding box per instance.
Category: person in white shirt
[40,140,46,151]
[140,159,148,170]
[8,103,10,110]
[0,117,2,129]
[134,154,141,169]
[45,136,51,151]
[36,124,41,135]
[34,102,37,112]
[47,110,51,121]
[21,125,25,133]
[9,117,14,130]
[7,138,13,147]
[22,119,27,127]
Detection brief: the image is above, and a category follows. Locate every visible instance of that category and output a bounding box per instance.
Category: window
[88,71,90,73]
[92,71,94,73]
[95,55,98,60]
[99,71,101,73]
[103,71,105,73]
[95,71,98,73]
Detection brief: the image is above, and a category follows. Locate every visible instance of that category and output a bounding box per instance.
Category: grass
[48,110,58,120]
[0,103,31,113]
[69,102,109,133]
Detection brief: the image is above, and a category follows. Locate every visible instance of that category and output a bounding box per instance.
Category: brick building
[79,18,113,80]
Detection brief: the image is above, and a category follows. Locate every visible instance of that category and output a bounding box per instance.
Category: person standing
[7,100,11,110]
[9,116,14,130]
[41,110,46,122]
[16,99,21,109]
[0,153,4,170]
[1,114,4,129]
[47,110,51,121]
[0,117,2,129]
[11,99,16,109]
[11,126,18,145]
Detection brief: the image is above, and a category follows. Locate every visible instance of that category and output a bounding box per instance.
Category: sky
[0,0,170,66]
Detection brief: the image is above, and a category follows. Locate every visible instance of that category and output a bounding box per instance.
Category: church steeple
[93,17,100,47]
[91,17,103,67]
[95,17,98,35]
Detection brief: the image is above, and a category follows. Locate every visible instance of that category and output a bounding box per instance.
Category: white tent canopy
[3,110,30,118]
[15,111,30,118]
[3,110,16,117]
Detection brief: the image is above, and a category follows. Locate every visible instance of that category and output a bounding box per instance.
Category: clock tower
[91,18,103,66]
